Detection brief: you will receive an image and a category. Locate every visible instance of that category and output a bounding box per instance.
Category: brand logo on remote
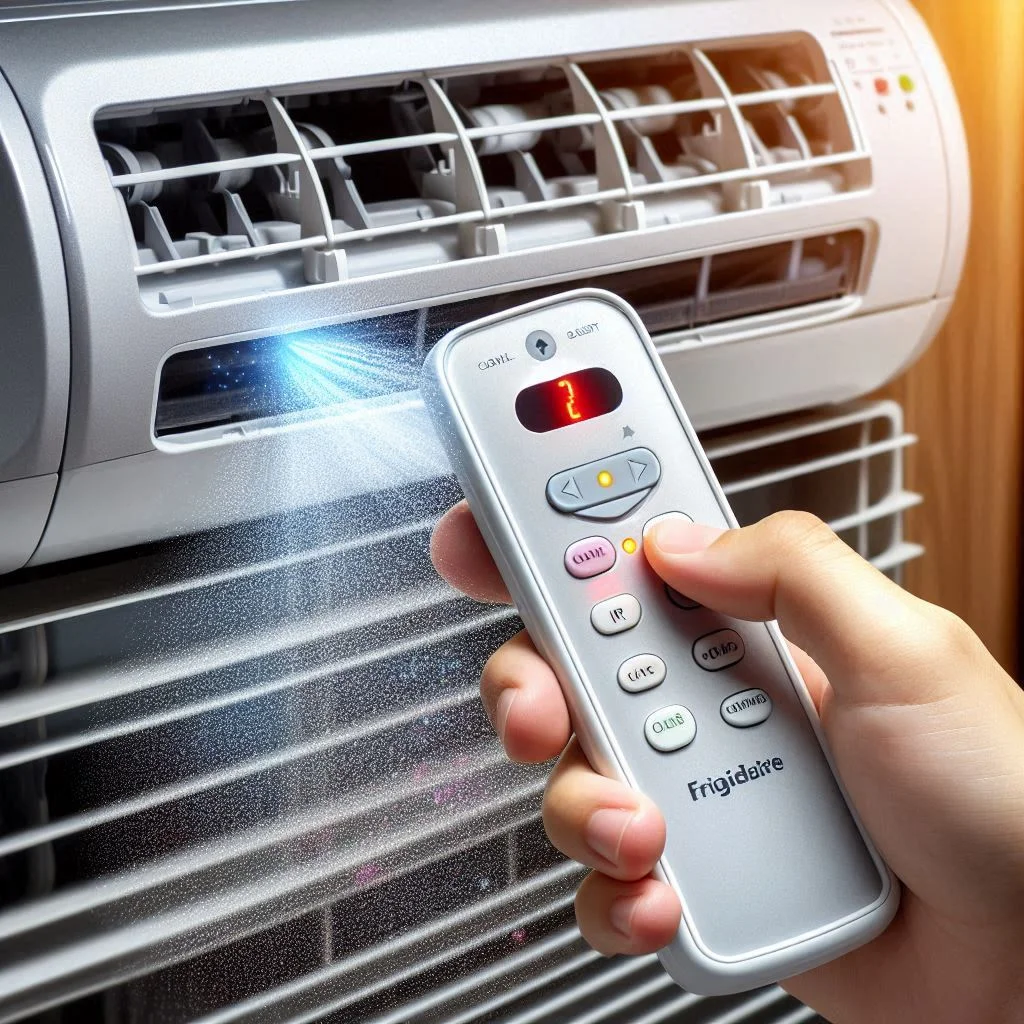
[687,756,785,802]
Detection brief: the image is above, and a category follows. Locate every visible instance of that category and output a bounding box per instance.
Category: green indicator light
[899,74,916,94]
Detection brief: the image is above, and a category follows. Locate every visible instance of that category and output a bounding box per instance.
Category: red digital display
[515,368,623,433]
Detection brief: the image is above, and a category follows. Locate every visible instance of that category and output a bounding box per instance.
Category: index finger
[430,501,511,604]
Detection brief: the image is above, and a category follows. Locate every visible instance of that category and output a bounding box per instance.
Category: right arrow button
[628,458,649,483]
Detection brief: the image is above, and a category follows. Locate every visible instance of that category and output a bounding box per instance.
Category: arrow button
[561,476,583,500]
[628,458,649,483]
[547,448,661,516]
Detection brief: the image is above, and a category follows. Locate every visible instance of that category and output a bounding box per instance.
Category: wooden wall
[881,2,1024,672]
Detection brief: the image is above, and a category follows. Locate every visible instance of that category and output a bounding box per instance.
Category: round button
[564,536,616,580]
[642,511,693,539]
[693,629,745,671]
[525,330,557,361]
[591,594,642,636]
[644,705,697,753]
[721,688,773,728]
[617,654,667,694]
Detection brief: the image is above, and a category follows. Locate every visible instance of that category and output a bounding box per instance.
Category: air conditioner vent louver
[94,32,869,310]
[154,229,864,441]
[0,402,913,1023]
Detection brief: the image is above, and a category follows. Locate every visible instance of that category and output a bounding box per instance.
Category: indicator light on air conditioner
[899,74,916,94]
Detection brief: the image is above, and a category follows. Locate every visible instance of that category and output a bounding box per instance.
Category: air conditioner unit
[0,0,967,574]
[0,2,963,1022]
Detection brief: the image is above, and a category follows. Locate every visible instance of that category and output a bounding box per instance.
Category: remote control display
[515,367,623,432]
[423,290,898,995]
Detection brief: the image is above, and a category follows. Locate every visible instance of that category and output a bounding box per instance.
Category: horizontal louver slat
[496,958,663,1024]
[0,607,517,772]
[110,152,304,188]
[191,866,584,1024]
[0,566,455,725]
[720,435,915,497]
[438,949,604,1024]
[0,780,550,1021]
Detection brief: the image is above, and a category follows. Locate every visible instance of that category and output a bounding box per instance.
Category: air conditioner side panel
[0,67,69,571]
[887,0,971,299]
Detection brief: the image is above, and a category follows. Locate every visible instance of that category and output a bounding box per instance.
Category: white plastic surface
[0,0,970,568]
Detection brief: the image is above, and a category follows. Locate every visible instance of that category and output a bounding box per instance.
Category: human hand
[430,505,1024,1024]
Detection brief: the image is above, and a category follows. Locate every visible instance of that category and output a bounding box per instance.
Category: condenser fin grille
[0,402,913,1024]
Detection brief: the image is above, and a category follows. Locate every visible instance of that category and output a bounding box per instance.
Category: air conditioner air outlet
[154,230,865,441]
[95,31,869,310]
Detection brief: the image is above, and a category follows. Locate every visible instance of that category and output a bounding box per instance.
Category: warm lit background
[879,2,1023,673]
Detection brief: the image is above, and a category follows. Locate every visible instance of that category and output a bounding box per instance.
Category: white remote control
[422,289,899,995]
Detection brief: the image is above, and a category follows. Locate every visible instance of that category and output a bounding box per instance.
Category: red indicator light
[874,77,890,96]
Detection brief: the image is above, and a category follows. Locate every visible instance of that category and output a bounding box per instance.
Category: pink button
[565,537,617,579]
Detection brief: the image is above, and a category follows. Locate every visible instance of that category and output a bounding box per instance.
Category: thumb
[645,511,982,708]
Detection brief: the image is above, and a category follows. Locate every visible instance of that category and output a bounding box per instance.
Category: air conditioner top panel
[0,0,969,572]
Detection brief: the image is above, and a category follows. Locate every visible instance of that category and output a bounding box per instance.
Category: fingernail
[650,521,726,555]
[495,689,517,742]
[609,895,640,938]
[586,808,636,864]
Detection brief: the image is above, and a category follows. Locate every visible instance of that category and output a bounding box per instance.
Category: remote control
[422,289,899,995]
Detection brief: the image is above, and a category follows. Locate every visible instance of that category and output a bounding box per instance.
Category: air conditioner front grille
[94,32,869,310]
[0,402,914,1023]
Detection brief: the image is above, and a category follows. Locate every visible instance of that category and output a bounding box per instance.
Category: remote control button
[547,448,662,515]
[618,654,667,693]
[526,330,557,361]
[560,476,583,502]
[591,594,641,635]
[643,511,693,538]
[644,704,697,752]
[721,688,773,728]
[693,629,745,671]
[565,537,616,579]
[665,584,701,611]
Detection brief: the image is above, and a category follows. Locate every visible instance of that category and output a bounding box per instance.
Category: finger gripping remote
[422,289,899,995]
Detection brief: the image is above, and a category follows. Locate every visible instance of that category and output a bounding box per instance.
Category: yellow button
[597,471,614,489]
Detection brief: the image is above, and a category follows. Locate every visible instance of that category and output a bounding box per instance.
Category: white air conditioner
[0,0,967,573]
